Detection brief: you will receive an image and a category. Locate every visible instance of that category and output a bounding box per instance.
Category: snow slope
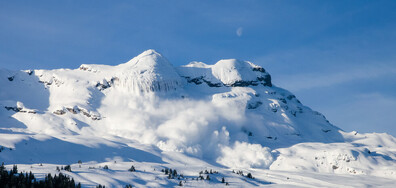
[1,50,396,187]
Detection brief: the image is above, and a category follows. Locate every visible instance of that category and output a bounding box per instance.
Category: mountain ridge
[0,50,395,187]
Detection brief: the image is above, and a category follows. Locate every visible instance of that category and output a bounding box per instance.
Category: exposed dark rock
[286,95,296,100]
[202,79,222,87]
[7,76,14,81]
[258,74,272,87]
[185,76,203,85]
[5,106,36,114]
[27,70,34,75]
[38,80,52,86]
[247,101,263,109]
[229,74,272,87]
[53,109,66,115]
[182,72,272,88]
[230,80,259,87]
[91,115,101,120]
[66,107,79,114]
[252,67,266,73]
[110,77,119,84]
[79,66,89,71]
[82,111,91,117]
[4,106,21,112]
[58,106,102,120]
[96,82,111,91]
[278,98,287,104]
[183,76,222,87]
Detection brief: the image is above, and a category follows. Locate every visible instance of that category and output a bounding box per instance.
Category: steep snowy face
[177,59,271,87]
[78,49,182,94]
[0,50,338,152]
[115,49,183,93]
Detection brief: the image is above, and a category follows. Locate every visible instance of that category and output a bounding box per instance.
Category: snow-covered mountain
[1,50,395,187]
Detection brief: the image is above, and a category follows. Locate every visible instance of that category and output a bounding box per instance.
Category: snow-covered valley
[1,50,395,187]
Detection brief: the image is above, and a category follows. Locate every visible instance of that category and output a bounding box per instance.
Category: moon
[236,27,243,37]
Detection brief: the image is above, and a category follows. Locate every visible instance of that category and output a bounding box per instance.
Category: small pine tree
[179,181,183,186]
[247,173,253,179]
[103,165,109,170]
[221,177,225,183]
[0,162,5,171]
[64,165,72,172]
[128,165,136,172]
[206,175,210,180]
[12,164,18,174]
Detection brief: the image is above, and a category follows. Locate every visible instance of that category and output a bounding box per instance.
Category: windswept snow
[1,49,396,187]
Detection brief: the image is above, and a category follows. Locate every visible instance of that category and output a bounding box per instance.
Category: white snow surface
[0,49,396,187]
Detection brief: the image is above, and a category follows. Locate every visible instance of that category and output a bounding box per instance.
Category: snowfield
[1,50,395,187]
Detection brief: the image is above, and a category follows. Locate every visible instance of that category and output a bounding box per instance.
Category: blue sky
[1,0,396,136]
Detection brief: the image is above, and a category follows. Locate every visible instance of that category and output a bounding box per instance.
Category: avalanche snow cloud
[1,49,396,187]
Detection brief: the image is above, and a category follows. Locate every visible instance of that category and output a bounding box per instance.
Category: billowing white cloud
[236,27,243,37]
[217,141,273,168]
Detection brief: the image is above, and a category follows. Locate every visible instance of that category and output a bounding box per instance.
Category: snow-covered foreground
[5,159,396,188]
[1,50,396,187]
[1,132,395,187]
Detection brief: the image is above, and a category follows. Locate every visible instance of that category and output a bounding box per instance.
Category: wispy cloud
[275,65,396,91]
[323,92,396,135]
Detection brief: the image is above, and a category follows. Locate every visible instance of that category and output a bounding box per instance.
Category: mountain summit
[78,49,182,94]
[1,50,395,187]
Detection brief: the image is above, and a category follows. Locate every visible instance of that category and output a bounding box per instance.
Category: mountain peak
[109,49,183,93]
[139,49,160,56]
[132,49,162,61]
[178,58,272,87]
[123,49,169,67]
